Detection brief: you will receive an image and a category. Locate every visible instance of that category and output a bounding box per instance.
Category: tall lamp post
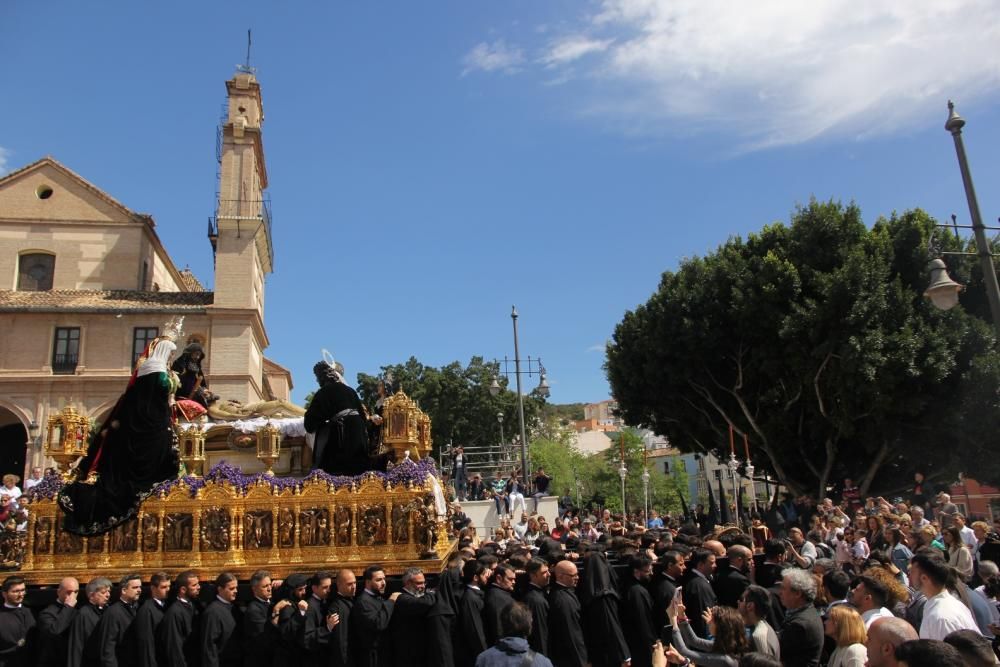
[641,467,650,527]
[490,306,550,490]
[925,101,1000,340]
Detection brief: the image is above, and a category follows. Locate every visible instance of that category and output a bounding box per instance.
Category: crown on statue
[162,316,185,342]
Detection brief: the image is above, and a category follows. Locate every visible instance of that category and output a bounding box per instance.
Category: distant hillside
[544,402,586,423]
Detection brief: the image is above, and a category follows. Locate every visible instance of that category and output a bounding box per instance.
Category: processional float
[12,389,455,584]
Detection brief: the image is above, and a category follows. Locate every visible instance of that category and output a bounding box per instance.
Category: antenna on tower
[237,29,256,74]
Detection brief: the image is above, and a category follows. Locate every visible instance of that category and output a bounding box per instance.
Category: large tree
[607,201,1000,498]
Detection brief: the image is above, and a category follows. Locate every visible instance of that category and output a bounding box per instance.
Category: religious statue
[305,357,382,475]
[111,519,137,552]
[278,508,294,548]
[141,514,159,552]
[172,341,215,408]
[201,509,230,551]
[391,503,409,544]
[165,513,193,551]
[335,505,352,546]
[33,518,51,554]
[244,510,272,549]
[207,398,306,421]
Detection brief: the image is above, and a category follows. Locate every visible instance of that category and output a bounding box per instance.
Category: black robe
[620,578,656,667]
[96,600,137,667]
[454,586,486,667]
[67,604,103,667]
[59,371,179,535]
[649,572,678,645]
[681,573,717,639]
[519,584,549,655]
[200,600,239,667]
[37,601,75,667]
[386,590,435,667]
[713,564,749,609]
[349,591,393,667]
[579,553,629,667]
[0,605,35,667]
[304,381,371,475]
[328,594,353,667]
[482,585,514,647]
[271,598,307,667]
[301,595,331,667]
[426,569,459,667]
[134,599,164,667]
[156,598,198,667]
[547,585,587,667]
[241,597,274,667]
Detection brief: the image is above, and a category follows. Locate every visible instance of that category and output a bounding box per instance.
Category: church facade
[0,68,292,481]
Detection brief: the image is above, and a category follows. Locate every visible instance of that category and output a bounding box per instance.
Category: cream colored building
[0,67,293,481]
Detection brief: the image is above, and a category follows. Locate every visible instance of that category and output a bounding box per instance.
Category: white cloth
[750,620,780,659]
[136,339,176,377]
[508,492,526,519]
[919,590,979,640]
[1,486,21,501]
[959,525,978,550]
[861,607,894,629]
[23,479,42,490]
[827,644,867,667]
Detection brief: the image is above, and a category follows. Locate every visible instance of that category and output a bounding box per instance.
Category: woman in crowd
[1,476,21,502]
[885,525,914,574]
[943,525,974,580]
[664,602,750,666]
[824,603,868,666]
[866,515,886,553]
[522,516,541,546]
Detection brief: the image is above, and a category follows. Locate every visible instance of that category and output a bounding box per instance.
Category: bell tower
[207,66,274,403]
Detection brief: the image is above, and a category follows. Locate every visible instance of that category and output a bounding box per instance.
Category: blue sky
[3,1,1000,405]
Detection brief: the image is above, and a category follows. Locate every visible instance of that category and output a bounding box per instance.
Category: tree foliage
[355,356,547,460]
[607,201,1000,497]
[530,430,685,516]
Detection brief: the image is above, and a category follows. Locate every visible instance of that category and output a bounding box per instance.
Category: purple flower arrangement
[25,459,440,502]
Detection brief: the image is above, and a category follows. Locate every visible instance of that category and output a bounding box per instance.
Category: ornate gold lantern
[177,426,207,476]
[44,406,90,472]
[381,390,432,462]
[255,422,282,476]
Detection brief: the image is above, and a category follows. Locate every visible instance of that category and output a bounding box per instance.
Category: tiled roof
[0,290,214,313]
[178,268,206,292]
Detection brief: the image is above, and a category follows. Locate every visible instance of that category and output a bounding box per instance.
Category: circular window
[35,185,54,200]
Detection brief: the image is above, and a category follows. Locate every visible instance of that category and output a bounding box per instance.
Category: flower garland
[25,458,439,502]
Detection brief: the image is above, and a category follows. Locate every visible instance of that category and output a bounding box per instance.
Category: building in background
[0,67,293,481]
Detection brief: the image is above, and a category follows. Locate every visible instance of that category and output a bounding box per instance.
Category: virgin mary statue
[58,321,183,535]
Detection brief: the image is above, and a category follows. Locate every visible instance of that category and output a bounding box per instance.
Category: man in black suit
[271,573,310,667]
[483,564,516,646]
[96,573,141,667]
[777,569,823,667]
[620,555,656,667]
[200,572,240,667]
[755,539,788,589]
[0,576,35,667]
[455,560,490,666]
[714,545,752,608]
[682,548,718,638]
[519,558,549,655]
[37,577,78,667]
[301,571,334,667]
[68,576,111,667]
[134,571,169,667]
[350,565,396,667]
[242,570,274,667]
[547,560,587,667]
[386,567,436,667]
[328,569,355,667]
[650,550,685,645]
[156,571,199,667]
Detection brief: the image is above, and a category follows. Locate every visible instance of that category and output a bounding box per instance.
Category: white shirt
[23,478,42,490]
[919,590,979,640]
[861,607,894,629]
[958,525,977,550]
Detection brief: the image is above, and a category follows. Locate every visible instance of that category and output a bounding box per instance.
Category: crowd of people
[0,476,996,666]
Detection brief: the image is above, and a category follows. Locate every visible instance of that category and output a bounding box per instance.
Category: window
[133,327,158,365]
[663,461,670,474]
[52,328,80,374]
[140,260,149,291]
[17,253,55,291]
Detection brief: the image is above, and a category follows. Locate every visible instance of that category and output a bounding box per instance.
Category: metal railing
[52,354,78,375]
[211,197,274,268]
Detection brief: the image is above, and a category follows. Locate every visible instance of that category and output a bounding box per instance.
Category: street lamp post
[745,460,757,514]
[641,468,650,528]
[619,463,628,517]
[728,453,741,529]
[927,102,1000,340]
[490,306,550,491]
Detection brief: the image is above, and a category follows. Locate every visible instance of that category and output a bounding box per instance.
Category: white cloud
[586,342,606,353]
[474,1,1000,148]
[461,40,525,76]
[0,147,10,175]
[540,36,613,68]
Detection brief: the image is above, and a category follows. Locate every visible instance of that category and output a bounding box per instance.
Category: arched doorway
[0,409,27,485]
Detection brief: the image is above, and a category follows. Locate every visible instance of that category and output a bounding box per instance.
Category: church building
[0,67,294,481]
